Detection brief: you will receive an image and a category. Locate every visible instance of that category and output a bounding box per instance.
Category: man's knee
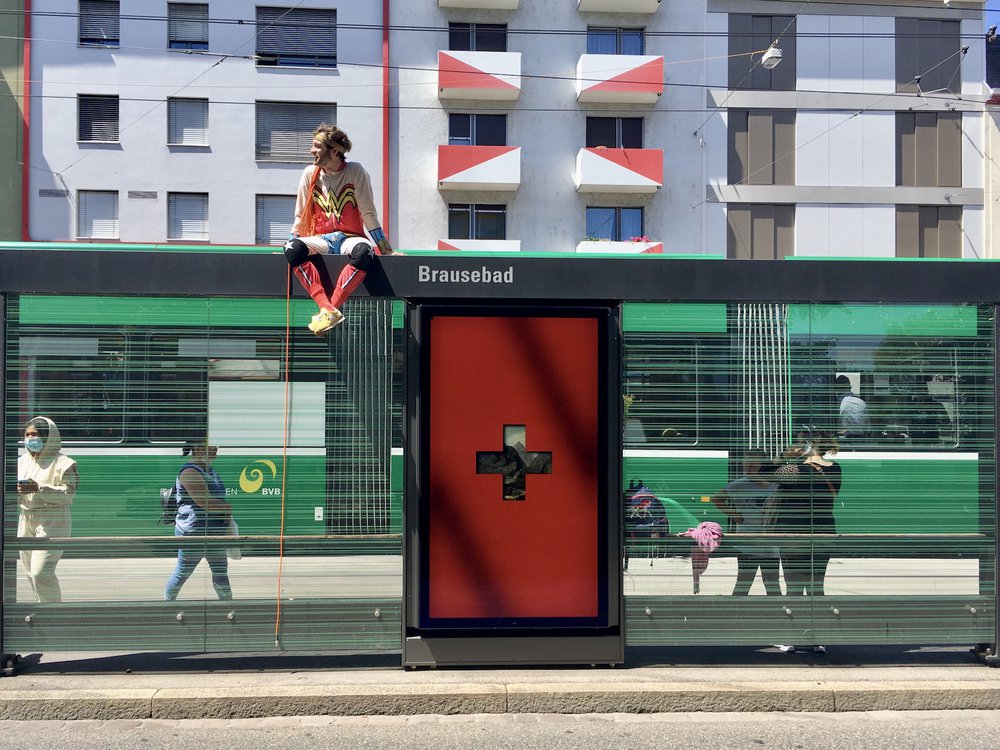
[348,241,374,270]
[284,238,309,266]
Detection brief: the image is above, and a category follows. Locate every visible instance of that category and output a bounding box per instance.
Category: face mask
[25,437,44,452]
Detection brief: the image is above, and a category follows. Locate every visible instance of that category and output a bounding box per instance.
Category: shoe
[307,308,345,336]
[774,644,796,653]
[812,645,827,654]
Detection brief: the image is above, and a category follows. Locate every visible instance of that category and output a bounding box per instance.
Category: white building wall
[24,2,988,259]
[393,2,712,254]
[29,0,385,244]
[796,111,895,187]
[796,204,895,258]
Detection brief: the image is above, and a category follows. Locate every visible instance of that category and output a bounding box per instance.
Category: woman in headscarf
[17,416,79,603]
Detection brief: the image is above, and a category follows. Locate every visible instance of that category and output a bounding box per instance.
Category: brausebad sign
[417,264,514,285]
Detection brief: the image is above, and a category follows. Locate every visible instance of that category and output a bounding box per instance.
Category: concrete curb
[3,682,1000,720]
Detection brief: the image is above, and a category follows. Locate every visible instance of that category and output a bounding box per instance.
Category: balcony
[577,0,660,12]
[575,148,663,193]
[438,239,522,252]
[576,240,663,254]
[576,54,663,103]
[438,145,521,191]
[438,51,522,101]
[440,0,519,8]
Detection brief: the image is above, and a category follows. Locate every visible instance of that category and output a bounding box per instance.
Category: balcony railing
[438,145,521,191]
[438,51,522,101]
[438,239,522,252]
[577,0,660,12]
[576,240,663,254]
[575,147,663,193]
[576,54,663,103]
[440,0,520,9]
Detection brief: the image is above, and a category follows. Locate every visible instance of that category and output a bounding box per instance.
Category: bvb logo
[239,459,277,493]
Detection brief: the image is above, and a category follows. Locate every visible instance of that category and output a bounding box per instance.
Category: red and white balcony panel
[576,54,663,103]
[439,0,519,9]
[577,0,661,12]
[575,240,663,254]
[575,148,663,193]
[438,239,522,252]
[438,145,521,191]
[438,51,522,101]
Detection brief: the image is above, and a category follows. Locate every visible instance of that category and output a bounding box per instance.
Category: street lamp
[761,45,783,70]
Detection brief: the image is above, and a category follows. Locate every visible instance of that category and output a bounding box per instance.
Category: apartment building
[23,1,991,257]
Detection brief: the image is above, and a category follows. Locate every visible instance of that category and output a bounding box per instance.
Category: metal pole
[0,291,14,675]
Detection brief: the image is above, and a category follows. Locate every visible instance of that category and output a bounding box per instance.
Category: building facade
[23,1,992,257]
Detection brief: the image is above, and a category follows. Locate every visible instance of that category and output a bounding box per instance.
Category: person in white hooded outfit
[17,416,78,603]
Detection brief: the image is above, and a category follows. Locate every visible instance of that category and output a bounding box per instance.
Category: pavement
[1,644,999,721]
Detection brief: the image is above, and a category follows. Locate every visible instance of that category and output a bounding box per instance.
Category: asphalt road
[2,710,999,750]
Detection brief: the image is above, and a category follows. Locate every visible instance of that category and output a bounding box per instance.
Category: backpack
[158,484,178,525]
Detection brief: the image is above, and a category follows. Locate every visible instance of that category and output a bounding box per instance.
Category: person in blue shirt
[164,440,233,601]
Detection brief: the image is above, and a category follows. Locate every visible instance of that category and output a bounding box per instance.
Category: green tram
[6,289,993,543]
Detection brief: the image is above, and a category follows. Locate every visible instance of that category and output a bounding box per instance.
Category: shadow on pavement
[9,644,981,675]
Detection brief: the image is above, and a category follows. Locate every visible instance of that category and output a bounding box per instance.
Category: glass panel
[586,207,617,241]
[473,205,506,240]
[448,114,471,146]
[621,207,644,240]
[620,29,645,56]
[474,24,507,53]
[474,114,506,147]
[587,28,617,55]
[586,118,617,148]
[448,23,471,52]
[621,118,643,149]
[448,204,471,240]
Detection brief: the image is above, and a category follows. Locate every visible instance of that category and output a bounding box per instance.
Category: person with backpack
[163,440,233,601]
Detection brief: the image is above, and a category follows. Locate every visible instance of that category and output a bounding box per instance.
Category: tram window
[144,335,281,442]
[16,335,126,442]
[794,338,964,448]
[624,337,701,446]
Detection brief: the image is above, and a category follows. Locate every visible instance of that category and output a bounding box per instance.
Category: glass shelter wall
[2,294,996,652]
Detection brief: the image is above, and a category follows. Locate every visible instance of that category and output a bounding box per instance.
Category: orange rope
[274,266,292,647]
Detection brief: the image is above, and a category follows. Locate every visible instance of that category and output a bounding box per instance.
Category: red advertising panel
[426,314,602,623]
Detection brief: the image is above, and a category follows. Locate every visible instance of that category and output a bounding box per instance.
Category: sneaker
[774,644,796,653]
[812,645,827,654]
[307,308,345,336]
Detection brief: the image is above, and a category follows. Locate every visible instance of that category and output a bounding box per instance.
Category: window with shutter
[255,102,336,161]
[79,0,120,47]
[255,195,295,245]
[256,7,336,68]
[78,95,120,142]
[77,191,119,239]
[168,193,209,241]
[167,98,208,146]
[168,3,208,50]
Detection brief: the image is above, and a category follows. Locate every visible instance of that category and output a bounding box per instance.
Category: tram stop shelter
[0,245,997,671]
